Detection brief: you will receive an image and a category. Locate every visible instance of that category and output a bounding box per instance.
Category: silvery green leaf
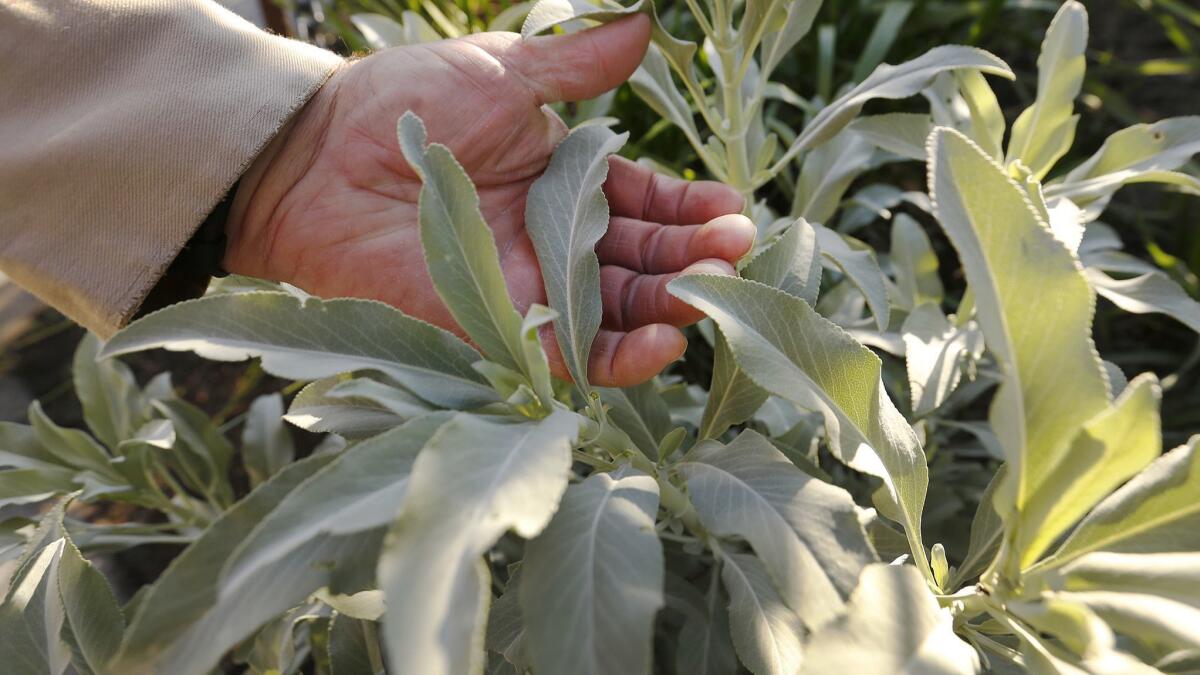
[923,70,1005,160]
[285,377,407,438]
[700,221,822,440]
[379,410,578,675]
[629,44,703,154]
[852,0,916,83]
[1015,374,1162,567]
[800,564,978,674]
[814,225,891,331]
[774,45,1013,170]
[719,551,805,675]
[520,469,663,675]
[486,566,529,671]
[1050,552,1200,603]
[952,464,1006,587]
[791,131,883,225]
[928,127,1110,528]
[599,383,669,459]
[222,415,450,593]
[758,0,821,77]
[28,401,117,482]
[1032,436,1200,572]
[328,613,376,675]
[1056,591,1200,653]
[1006,595,1119,666]
[890,213,944,310]
[1087,268,1200,336]
[1005,1,1088,179]
[1050,117,1200,217]
[0,468,78,508]
[902,304,983,417]
[101,292,495,409]
[675,571,738,675]
[315,589,384,621]
[699,331,769,442]
[0,502,123,675]
[398,112,527,374]
[329,377,433,418]
[115,454,382,675]
[0,422,59,471]
[519,304,558,406]
[72,333,146,450]
[678,431,875,626]
[153,398,235,505]
[847,113,932,161]
[241,394,295,488]
[350,13,407,49]
[669,275,929,572]
[743,219,822,307]
[525,124,628,391]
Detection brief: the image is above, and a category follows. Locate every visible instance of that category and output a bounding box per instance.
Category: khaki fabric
[0,0,344,337]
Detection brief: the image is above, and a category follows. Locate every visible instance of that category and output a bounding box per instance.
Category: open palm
[225,16,753,386]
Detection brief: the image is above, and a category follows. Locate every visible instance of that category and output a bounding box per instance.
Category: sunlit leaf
[928,127,1110,530]
[669,275,929,572]
[379,410,578,675]
[800,564,978,674]
[1005,1,1088,179]
[719,550,805,675]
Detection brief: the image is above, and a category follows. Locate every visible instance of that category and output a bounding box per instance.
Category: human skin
[224,15,755,387]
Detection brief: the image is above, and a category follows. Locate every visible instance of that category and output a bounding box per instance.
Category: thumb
[514,14,651,104]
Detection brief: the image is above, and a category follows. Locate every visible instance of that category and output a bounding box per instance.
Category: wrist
[224,62,349,280]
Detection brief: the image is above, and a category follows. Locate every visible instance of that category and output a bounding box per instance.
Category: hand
[224,15,754,387]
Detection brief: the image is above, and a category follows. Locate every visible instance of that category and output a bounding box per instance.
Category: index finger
[603,156,744,225]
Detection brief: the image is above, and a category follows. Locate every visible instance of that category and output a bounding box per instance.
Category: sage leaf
[72,333,146,450]
[719,550,805,675]
[774,45,1013,170]
[890,213,944,310]
[398,112,527,373]
[286,377,408,438]
[1051,117,1200,217]
[520,469,663,675]
[101,291,495,409]
[792,131,883,226]
[758,0,821,77]
[1087,268,1200,336]
[700,220,821,440]
[1016,374,1162,567]
[525,124,628,391]
[0,467,79,508]
[800,564,978,674]
[629,44,704,155]
[669,275,929,572]
[928,127,1109,522]
[674,571,738,675]
[379,410,579,675]
[902,303,983,418]
[222,415,451,592]
[678,430,875,626]
[1005,1,1088,179]
[113,454,381,674]
[848,113,932,161]
[241,393,295,487]
[0,503,123,675]
[813,225,891,331]
[1033,436,1200,572]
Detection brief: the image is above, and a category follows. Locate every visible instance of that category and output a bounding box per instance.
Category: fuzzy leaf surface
[101,292,494,409]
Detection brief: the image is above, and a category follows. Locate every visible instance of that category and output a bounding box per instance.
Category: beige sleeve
[0,0,344,337]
